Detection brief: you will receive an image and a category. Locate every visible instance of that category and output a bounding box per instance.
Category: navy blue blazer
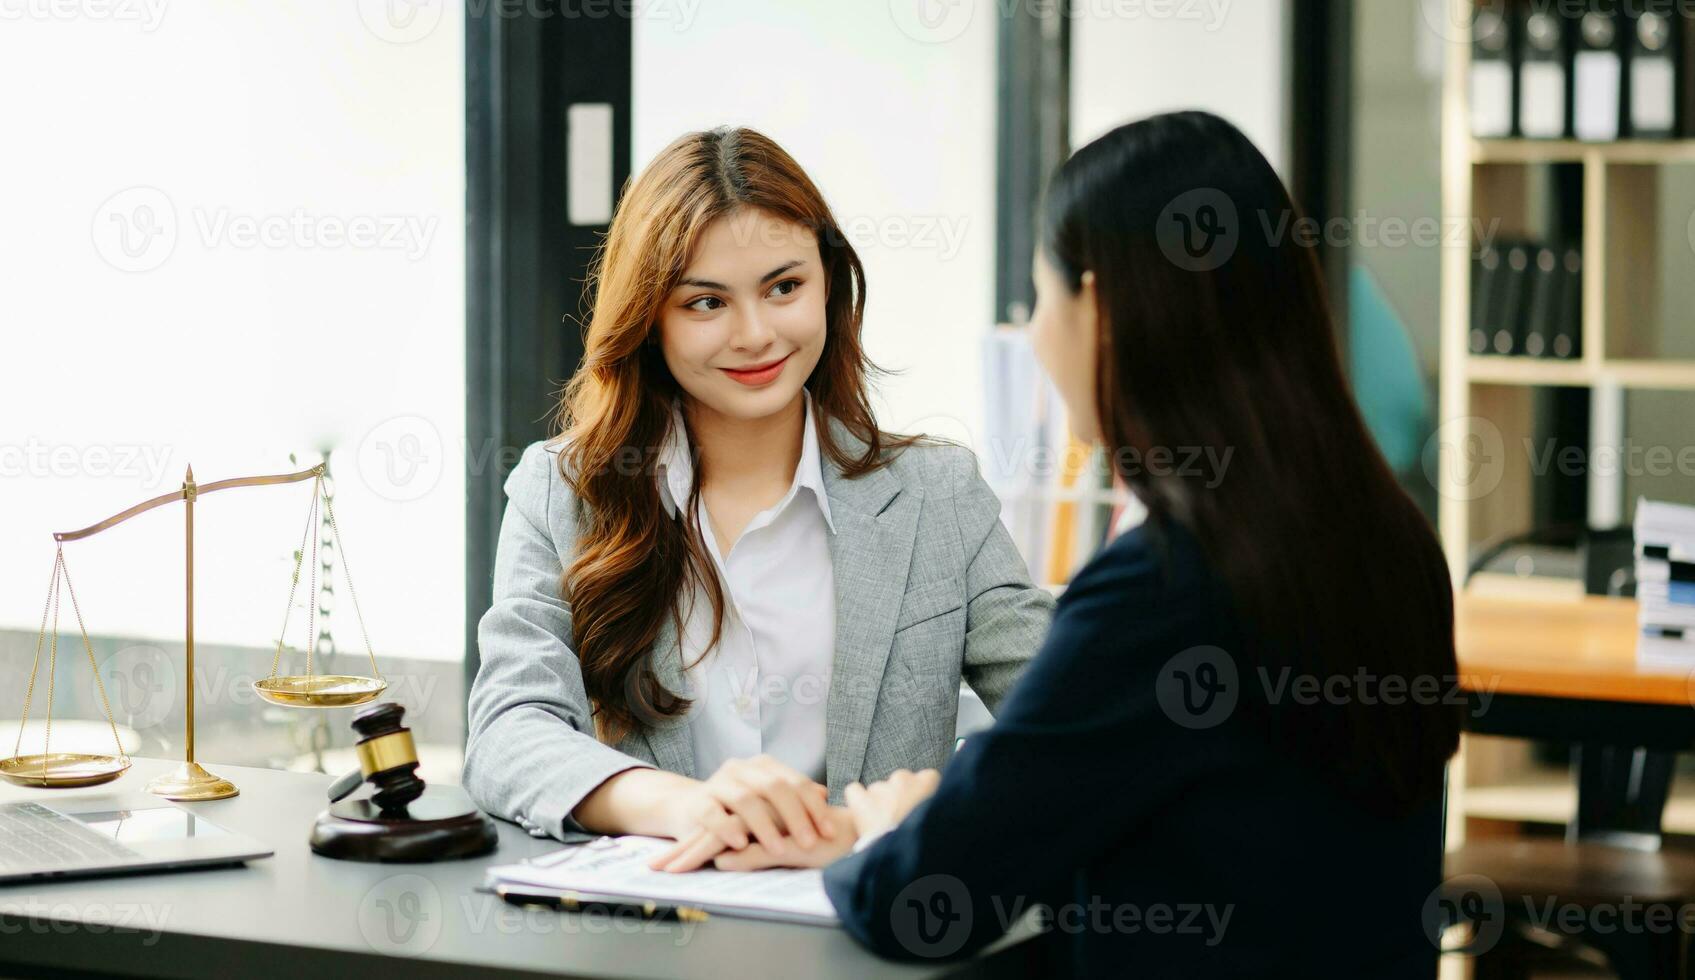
[823,517,1443,978]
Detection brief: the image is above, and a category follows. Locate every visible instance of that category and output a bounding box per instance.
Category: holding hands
[650,762,941,873]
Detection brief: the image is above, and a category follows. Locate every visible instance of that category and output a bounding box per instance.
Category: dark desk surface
[0,757,1038,979]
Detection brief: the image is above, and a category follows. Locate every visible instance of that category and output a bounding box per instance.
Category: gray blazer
[463,421,1055,840]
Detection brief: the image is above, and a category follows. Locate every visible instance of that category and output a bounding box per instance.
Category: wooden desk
[1455,593,1695,839]
[1457,594,1689,706]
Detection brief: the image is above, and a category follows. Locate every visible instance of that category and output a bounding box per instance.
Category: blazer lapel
[641,614,698,778]
[821,437,921,796]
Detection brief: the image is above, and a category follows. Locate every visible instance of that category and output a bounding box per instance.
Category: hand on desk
[650,768,942,873]
[655,806,857,872]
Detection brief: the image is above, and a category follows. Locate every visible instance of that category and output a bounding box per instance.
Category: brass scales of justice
[0,460,386,801]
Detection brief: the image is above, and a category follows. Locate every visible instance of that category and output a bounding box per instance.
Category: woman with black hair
[820,111,1462,977]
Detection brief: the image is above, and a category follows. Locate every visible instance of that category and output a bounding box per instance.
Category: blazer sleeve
[822,529,1219,960]
[463,440,654,839]
[951,463,1055,714]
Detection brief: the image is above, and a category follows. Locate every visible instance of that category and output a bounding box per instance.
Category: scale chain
[265,469,380,682]
[321,485,381,680]
[14,552,59,761]
[58,549,127,763]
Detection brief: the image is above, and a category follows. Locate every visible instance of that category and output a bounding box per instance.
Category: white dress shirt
[657,390,837,782]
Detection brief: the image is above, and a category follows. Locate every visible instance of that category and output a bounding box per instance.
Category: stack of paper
[1634,499,1695,667]
[483,835,838,926]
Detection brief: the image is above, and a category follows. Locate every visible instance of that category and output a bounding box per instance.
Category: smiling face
[658,207,828,424]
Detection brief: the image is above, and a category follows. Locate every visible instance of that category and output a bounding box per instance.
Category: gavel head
[350,701,425,812]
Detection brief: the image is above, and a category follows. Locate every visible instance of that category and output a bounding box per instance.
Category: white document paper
[485,835,840,926]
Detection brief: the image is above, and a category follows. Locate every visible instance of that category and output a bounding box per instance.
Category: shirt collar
[656,389,836,534]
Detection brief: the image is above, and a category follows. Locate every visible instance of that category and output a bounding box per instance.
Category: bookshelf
[1438,0,1695,839]
[1439,18,1695,570]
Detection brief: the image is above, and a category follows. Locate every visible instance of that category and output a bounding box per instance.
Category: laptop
[0,793,272,882]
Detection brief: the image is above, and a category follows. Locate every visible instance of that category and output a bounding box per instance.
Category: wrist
[571,767,700,838]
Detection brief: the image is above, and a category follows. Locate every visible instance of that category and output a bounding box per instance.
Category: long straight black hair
[1041,110,1460,814]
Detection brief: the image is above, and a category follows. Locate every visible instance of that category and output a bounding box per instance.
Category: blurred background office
[5,6,1695,974]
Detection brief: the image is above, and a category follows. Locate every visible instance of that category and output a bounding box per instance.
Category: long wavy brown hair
[553,126,919,744]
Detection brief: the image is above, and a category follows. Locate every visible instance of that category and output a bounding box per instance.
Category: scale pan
[0,753,131,788]
[253,675,386,707]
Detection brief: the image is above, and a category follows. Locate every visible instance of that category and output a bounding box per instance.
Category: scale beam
[53,464,325,542]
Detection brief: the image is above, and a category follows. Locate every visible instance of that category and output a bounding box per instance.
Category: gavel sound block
[310,702,497,863]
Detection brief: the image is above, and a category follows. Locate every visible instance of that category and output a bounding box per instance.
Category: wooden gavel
[326,701,426,813]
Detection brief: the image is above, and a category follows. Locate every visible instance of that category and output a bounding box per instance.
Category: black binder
[1472,244,1502,355]
[1551,247,1583,360]
[1522,246,1560,357]
[1572,2,1624,141]
[1493,242,1532,355]
[1471,4,1515,138]
[1628,4,1681,138]
[1518,6,1569,138]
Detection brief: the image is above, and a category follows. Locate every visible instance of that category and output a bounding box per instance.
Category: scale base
[146,761,239,801]
[311,785,497,863]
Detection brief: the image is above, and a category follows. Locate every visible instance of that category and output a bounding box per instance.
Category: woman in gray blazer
[464,126,1053,868]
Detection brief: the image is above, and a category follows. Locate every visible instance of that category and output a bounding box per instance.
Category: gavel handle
[328,768,364,803]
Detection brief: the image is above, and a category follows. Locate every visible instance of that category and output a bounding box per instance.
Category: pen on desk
[494,884,711,923]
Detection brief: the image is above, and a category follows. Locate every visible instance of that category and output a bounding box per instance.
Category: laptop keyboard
[0,802,141,871]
